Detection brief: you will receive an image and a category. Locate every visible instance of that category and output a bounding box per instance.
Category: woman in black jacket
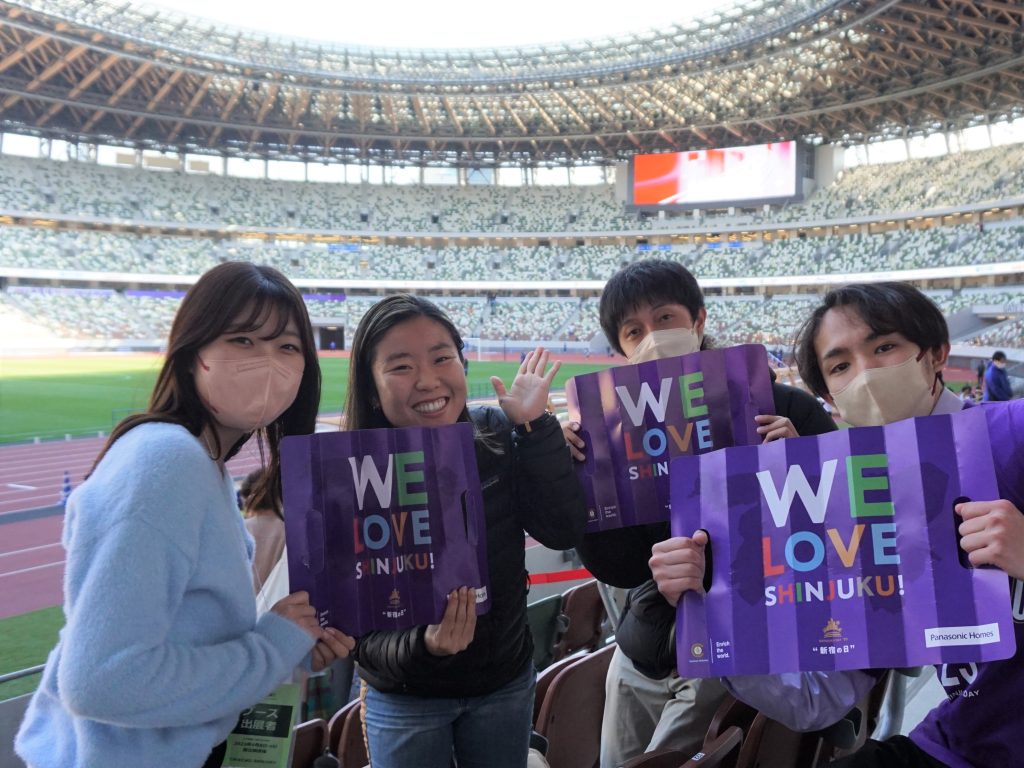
[344,295,586,768]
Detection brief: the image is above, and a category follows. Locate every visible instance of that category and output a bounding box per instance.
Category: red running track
[0,436,265,619]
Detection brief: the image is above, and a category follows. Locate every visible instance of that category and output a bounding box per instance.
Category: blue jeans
[363,661,536,768]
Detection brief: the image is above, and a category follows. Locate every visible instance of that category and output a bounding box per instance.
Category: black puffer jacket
[354,406,587,697]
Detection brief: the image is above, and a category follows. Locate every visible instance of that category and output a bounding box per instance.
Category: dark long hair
[344,294,470,432]
[240,468,283,520]
[95,262,321,510]
[794,282,949,398]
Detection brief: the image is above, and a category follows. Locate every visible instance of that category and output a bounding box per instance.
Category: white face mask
[628,328,702,364]
[195,355,303,433]
[830,353,938,427]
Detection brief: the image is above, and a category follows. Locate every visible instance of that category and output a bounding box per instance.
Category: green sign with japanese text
[223,683,301,768]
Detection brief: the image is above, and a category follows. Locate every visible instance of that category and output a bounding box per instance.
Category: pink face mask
[195,354,303,432]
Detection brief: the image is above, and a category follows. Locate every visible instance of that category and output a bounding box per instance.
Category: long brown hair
[344,294,470,432]
[95,262,321,510]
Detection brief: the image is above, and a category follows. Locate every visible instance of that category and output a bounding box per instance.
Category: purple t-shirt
[911,400,1024,768]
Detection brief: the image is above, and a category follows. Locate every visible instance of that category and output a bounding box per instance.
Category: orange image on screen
[633,153,681,205]
[632,142,796,206]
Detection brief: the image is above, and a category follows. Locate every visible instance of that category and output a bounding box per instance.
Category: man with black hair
[565,259,835,766]
[653,282,1024,768]
[984,350,1012,402]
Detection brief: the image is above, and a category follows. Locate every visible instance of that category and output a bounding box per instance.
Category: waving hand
[490,347,561,425]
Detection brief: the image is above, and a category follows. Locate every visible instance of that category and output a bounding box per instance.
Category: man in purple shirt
[651,283,1024,768]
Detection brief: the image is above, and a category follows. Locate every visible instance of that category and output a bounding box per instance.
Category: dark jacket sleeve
[510,411,587,550]
[353,624,431,681]
[576,523,670,588]
[771,381,837,436]
[613,580,677,679]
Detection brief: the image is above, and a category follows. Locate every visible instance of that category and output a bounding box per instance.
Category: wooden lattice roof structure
[1,0,1022,166]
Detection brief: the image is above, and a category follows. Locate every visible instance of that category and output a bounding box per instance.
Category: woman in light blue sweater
[16,262,354,768]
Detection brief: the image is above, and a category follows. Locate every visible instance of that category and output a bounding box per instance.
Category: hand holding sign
[425,586,478,656]
[754,414,799,443]
[650,531,708,607]
[312,628,357,672]
[491,347,561,426]
[957,499,1024,580]
[563,420,586,462]
[272,591,322,641]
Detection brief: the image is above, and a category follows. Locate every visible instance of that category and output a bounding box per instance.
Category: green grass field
[0,353,609,699]
[0,354,609,443]
[0,607,62,701]
[0,355,977,700]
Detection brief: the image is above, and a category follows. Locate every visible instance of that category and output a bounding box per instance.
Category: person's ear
[929,343,951,376]
[694,307,707,338]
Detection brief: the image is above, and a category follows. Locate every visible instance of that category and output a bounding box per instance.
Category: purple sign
[673,407,1016,677]
[565,344,775,531]
[281,422,490,636]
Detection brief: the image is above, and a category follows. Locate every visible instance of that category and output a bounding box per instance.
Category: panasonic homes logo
[924,623,1001,648]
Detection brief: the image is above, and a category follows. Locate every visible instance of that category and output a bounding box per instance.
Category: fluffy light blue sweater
[16,422,314,768]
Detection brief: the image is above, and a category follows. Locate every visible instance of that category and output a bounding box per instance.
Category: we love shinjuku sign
[566,344,775,532]
[672,407,1015,676]
[281,422,489,636]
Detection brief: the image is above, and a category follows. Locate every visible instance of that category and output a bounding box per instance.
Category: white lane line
[6,483,38,490]
[0,543,62,558]
[0,560,65,578]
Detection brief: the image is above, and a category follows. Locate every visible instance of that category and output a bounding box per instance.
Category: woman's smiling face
[370,315,468,428]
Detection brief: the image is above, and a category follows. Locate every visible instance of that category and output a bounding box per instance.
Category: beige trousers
[600,645,727,768]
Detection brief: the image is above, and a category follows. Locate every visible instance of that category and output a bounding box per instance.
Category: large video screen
[630,141,799,208]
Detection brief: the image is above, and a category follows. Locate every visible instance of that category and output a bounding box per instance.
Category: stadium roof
[0,0,1022,166]
[144,0,739,51]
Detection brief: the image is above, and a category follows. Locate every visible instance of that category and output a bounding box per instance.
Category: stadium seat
[526,592,565,671]
[290,718,327,768]
[704,695,758,740]
[621,748,690,768]
[734,712,825,768]
[663,695,758,768]
[326,698,368,768]
[552,580,607,661]
[534,643,616,768]
[532,653,582,726]
[326,700,354,756]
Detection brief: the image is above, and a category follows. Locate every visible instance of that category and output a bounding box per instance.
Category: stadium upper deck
[1,0,1022,165]
[3,142,1024,234]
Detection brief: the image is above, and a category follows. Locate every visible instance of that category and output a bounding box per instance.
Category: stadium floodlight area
[2,1,1022,165]
[24,0,832,84]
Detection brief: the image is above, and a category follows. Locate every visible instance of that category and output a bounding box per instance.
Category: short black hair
[795,282,949,398]
[599,259,705,355]
[993,350,1007,362]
